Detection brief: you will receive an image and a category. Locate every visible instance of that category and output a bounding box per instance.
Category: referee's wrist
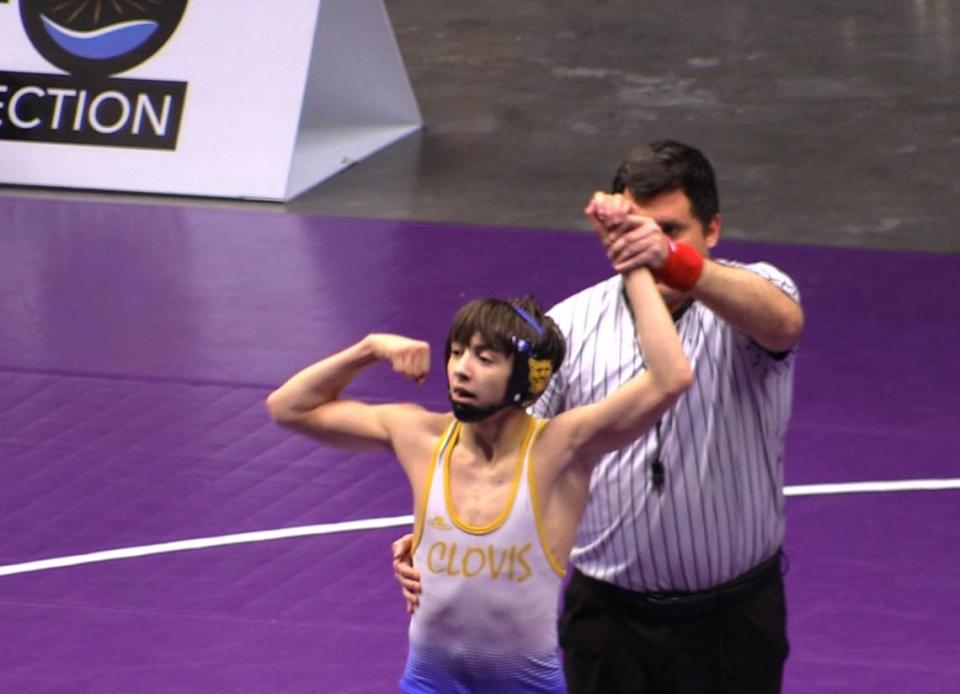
[652,241,704,291]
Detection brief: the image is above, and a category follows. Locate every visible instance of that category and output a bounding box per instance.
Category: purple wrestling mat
[1,197,958,692]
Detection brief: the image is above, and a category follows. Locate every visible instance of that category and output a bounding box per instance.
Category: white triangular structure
[286,0,421,199]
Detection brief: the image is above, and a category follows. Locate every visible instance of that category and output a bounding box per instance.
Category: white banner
[0,0,421,200]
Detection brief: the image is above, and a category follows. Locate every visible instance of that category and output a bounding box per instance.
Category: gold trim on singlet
[525,418,568,578]
[411,418,458,554]
[445,415,535,536]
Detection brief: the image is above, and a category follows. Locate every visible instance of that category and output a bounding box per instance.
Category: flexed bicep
[280,399,407,450]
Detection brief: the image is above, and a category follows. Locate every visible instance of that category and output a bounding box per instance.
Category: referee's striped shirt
[532,261,799,592]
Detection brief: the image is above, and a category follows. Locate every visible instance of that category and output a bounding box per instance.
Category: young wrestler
[266,260,691,692]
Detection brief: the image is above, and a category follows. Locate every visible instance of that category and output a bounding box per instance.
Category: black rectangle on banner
[0,71,187,150]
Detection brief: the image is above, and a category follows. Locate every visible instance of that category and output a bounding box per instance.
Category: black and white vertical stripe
[532,261,799,592]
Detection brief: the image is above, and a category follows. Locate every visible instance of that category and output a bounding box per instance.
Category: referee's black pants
[558,553,788,694]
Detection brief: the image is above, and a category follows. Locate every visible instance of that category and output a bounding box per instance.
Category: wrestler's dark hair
[611,139,719,227]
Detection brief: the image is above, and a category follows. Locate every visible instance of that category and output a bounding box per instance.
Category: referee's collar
[619,279,694,324]
[670,298,695,321]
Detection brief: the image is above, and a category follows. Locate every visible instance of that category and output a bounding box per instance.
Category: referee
[538,140,803,693]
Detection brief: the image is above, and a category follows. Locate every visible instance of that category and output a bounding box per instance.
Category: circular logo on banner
[20,0,189,77]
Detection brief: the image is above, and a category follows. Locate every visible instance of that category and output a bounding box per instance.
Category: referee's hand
[391,533,421,614]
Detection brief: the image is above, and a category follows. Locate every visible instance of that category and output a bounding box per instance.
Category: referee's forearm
[693,261,804,352]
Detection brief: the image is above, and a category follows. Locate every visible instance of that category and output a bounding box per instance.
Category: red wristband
[652,240,703,291]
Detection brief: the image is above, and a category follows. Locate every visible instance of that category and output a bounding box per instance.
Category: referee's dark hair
[611,140,719,228]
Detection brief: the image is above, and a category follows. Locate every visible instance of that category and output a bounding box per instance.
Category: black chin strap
[449,396,520,423]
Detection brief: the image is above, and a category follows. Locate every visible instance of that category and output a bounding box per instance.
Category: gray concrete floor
[4,1,958,253]
[289,0,960,253]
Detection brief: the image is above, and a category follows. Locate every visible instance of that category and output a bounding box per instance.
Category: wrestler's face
[626,188,719,308]
[447,333,511,408]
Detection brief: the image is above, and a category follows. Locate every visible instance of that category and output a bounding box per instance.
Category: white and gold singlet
[399,415,566,694]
